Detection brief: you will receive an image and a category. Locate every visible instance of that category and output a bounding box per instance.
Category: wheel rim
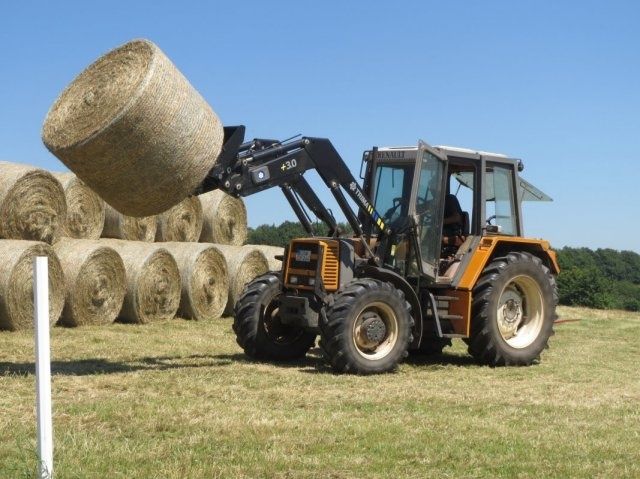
[496,275,544,349]
[261,300,304,345]
[352,301,398,360]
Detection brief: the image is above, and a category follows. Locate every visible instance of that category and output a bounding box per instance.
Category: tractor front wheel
[233,273,316,360]
[320,279,413,374]
[467,252,557,366]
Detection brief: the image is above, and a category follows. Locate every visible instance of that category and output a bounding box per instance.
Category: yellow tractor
[202,127,558,374]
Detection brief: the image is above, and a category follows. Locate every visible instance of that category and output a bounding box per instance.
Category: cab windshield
[372,164,414,224]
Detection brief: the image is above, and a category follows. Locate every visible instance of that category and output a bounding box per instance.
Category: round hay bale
[53,172,105,240]
[162,243,229,321]
[53,239,126,327]
[155,196,203,242]
[42,39,224,217]
[102,203,156,242]
[250,245,285,271]
[214,245,268,316]
[0,240,64,331]
[199,190,247,245]
[99,240,181,323]
[0,161,66,244]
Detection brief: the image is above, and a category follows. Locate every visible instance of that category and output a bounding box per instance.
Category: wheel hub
[498,289,523,339]
[362,313,387,343]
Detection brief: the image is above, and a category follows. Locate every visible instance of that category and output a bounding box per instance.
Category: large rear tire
[467,252,557,366]
[320,279,413,374]
[233,273,316,360]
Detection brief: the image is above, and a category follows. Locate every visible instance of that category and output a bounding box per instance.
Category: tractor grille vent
[322,241,340,291]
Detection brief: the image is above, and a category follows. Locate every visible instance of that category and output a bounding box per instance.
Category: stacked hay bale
[53,239,126,327]
[213,245,269,316]
[53,172,105,239]
[0,240,65,331]
[99,240,181,324]
[102,204,157,241]
[198,190,247,245]
[162,243,228,321]
[0,161,66,244]
[0,37,278,331]
[156,196,203,242]
[251,245,285,271]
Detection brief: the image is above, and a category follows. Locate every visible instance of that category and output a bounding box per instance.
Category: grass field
[1,306,639,478]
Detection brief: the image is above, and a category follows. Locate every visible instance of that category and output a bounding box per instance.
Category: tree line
[248,222,640,311]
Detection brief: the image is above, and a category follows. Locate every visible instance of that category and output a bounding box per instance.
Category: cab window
[372,164,413,224]
[485,164,517,235]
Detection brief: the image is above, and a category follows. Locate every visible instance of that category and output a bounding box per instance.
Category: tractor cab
[362,141,552,285]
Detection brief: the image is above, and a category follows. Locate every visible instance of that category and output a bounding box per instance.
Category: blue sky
[1,1,639,252]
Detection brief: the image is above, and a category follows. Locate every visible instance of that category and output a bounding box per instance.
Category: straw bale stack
[155,196,203,242]
[99,240,181,323]
[102,204,156,241]
[41,38,224,217]
[0,240,65,331]
[0,161,66,244]
[250,245,285,271]
[54,239,126,327]
[53,172,105,239]
[161,242,229,321]
[199,190,247,245]
[214,245,268,316]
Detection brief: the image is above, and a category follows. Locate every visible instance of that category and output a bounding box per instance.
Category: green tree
[557,267,613,309]
[247,221,354,247]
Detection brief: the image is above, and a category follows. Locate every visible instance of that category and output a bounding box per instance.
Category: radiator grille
[284,239,340,291]
[322,241,339,291]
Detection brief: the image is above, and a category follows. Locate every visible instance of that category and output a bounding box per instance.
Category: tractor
[199,126,558,374]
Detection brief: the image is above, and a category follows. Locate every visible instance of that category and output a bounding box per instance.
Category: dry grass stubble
[0,306,638,478]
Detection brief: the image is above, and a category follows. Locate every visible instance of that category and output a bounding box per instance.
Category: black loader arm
[196,126,391,243]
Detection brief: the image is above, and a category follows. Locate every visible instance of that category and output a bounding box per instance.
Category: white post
[34,256,53,479]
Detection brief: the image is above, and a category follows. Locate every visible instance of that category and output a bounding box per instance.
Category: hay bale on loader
[0,161,66,244]
[214,245,269,316]
[0,240,65,331]
[161,243,229,321]
[102,203,156,242]
[250,245,285,271]
[42,39,224,217]
[53,172,105,239]
[99,240,181,324]
[199,190,247,246]
[53,239,126,327]
[155,196,203,242]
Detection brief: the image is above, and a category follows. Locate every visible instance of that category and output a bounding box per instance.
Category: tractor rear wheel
[320,279,413,374]
[233,273,316,360]
[467,252,557,366]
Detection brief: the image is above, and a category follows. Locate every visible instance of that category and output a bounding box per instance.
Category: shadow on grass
[0,354,233,377]
[0,349,479,378]
[213,348,479,374]
[211,347,334,374]
[405,351,478,367]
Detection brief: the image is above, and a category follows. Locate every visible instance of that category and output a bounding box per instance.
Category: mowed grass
[1,306,639,479]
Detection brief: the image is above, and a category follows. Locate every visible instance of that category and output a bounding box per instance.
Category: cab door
[413,141,448,280]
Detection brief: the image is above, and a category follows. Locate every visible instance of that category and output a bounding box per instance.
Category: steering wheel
[486,214,497,225]
[382,197,406,221]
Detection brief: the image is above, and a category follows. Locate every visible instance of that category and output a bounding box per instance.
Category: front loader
[197,126,558,374]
